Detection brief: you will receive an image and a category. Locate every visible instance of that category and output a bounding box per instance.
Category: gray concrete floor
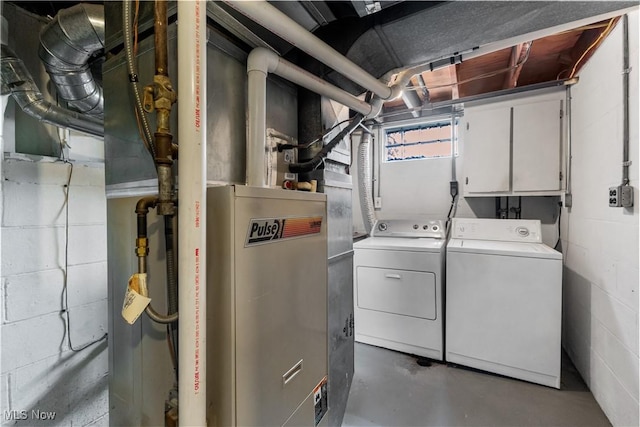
[343,343,611,427]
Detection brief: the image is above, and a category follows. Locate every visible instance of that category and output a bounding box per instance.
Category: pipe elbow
[136,196,159,215]
[38,4,105,116]
[388,83,405,101]
[364,97,384,120]
[39,4,105,66]
[247,47,278,74]
[15,91,49,115]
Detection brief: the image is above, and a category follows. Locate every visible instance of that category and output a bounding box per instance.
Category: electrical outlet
[374,197,382,209]
[621,185,634,207]
[609,186,622,207]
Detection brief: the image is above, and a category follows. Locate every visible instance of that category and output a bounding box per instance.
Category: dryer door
[356,267,436,320]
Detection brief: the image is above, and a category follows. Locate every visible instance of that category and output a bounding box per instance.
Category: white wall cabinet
[463,90,565,196]
[512,99,563,192]
[463,106,511,193]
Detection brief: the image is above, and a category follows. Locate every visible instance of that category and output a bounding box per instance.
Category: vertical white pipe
[245,47,377,187]
[177,1,206,425]
[247,68,268,187]
[1,17,7,316]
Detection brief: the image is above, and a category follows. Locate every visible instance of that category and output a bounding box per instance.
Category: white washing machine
[353,219,446,360]
[446,218,563,388]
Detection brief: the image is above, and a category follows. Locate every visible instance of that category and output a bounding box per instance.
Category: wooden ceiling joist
[449,64,460,100]
[503,42,530,89]
[380,17,620,117]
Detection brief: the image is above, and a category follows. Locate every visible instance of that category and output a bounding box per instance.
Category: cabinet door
[512,100,562,192]
[463,106,511,193]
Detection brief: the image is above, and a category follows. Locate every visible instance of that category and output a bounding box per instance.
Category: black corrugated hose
[165,215,179,380]
[288,113,365,173]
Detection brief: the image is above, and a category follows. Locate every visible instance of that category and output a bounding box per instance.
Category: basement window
[385,118,458,162]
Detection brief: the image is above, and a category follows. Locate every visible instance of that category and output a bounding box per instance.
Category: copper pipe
[148,0,176,216]
[154,0,169,76]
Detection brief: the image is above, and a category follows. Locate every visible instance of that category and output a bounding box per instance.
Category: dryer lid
[447,239,562,260]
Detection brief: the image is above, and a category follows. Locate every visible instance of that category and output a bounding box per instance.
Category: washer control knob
[516,226,530,237]
[413,224,419,230]
[432,225,439,231]
[378,222,388,231]
[423,225,429,230]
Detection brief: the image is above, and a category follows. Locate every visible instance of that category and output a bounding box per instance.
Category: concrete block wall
[1,2,109,424]
[562,11,639,427]
[0,155,109,426]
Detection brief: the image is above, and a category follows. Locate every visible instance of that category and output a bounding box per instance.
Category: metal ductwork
[38,3,105,117]
[1,44,104,137]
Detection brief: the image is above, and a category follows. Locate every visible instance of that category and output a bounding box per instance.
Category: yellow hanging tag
[122,273,151,325]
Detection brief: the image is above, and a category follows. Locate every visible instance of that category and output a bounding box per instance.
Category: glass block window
[385,119,458,161]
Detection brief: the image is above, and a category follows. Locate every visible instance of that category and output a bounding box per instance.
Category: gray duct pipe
[1,44,103,137]
[38,3,105,117]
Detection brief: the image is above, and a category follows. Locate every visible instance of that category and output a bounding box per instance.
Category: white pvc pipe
[1,19,6,297]
[246,47,379,187]
[272,56,374,116]
[226,0,394,100]
[247,65,267,187]
[177,1,206,425]
[249,48,374,116]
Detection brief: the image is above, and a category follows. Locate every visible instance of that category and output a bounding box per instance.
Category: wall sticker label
[245,216,323,246]
[313,376,328,426]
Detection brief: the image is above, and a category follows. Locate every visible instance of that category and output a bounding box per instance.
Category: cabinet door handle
[385,273,402,279]
[466,177,469,185]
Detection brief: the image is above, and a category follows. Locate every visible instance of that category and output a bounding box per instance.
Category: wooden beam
[449,63,459,100]
[503,43,529,89]
[416,73,430,103]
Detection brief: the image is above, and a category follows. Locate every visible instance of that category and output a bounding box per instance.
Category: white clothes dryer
[354,219,446,360]
[446,218,563,388]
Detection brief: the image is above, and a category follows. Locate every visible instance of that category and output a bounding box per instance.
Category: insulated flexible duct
[38,3,105,117]
[358,128,377,235]
[1,44,103,136]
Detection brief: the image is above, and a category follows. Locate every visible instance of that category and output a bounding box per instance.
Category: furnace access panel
[206,185,329,427]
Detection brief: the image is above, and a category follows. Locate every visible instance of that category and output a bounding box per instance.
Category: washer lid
[447,239,562,260]
[354,237,446,252]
